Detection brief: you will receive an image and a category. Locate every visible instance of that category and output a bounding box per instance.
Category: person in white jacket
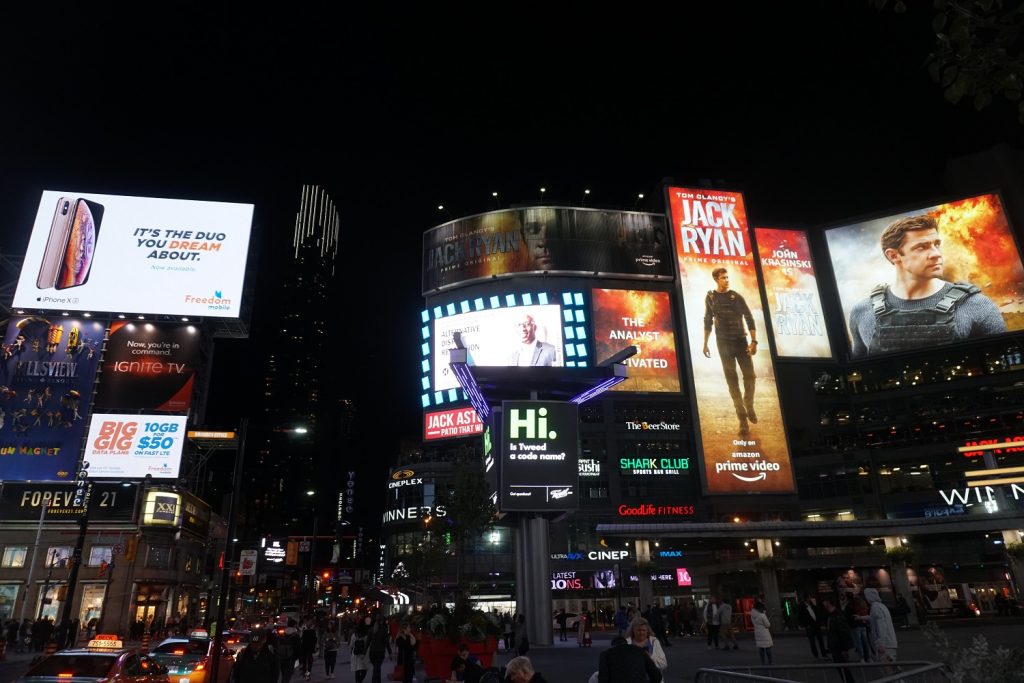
[863,588,898,669]
[750,601,773,664]
[626,617,668,671]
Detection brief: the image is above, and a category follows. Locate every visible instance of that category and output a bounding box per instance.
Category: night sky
[3,3,1023,528]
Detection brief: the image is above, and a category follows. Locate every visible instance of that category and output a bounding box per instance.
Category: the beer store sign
[619,457,689,475]
[625,420,681,431]
[0,482,135,521]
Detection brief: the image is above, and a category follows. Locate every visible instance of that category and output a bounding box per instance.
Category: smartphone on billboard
[36,197,75,289]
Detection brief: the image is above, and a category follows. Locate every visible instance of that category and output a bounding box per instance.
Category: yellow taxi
[149,632,233,683]
[15,635,170,682]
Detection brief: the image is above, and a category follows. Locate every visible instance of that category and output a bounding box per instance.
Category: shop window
[146,546,172,569]
[1,546,27,568]
[88,546,113,567]
[0,584,18,621]
[45,547,73,568]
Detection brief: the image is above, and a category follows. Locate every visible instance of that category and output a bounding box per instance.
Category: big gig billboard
[667,187,795,494]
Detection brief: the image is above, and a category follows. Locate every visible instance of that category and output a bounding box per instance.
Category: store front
[0,584,19,622]
[133,584,168,626]
[78,583,107,627]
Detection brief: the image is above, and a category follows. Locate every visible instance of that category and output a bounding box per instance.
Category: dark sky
[2,3,1023,525]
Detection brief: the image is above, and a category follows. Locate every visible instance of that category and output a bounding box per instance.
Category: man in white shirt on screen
[509,313,557,366]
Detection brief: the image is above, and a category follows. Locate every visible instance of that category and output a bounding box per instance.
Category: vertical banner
[753,228,833,359]
[667,187,794,494]
[590,289,681,392]
[0,316,105,482]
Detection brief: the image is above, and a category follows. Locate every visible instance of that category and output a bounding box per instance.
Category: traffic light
[322,571,331,580]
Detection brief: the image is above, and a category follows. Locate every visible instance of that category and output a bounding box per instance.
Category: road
[2,620,1022,682]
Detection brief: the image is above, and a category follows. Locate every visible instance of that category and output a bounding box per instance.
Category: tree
[875,0,1024,122]
[434,444,498,595]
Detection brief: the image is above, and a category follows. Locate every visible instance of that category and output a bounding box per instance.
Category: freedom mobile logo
[183,291,232,311]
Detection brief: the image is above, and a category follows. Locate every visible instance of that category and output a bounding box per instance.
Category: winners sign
[500,401,579,511]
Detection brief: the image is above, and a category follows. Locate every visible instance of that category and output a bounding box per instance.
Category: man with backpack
[233,631,279,683]
[277,619,302,683]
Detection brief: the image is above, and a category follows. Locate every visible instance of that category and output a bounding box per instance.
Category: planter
[417,634,498,680]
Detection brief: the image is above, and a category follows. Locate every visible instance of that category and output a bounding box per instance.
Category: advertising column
[666,187,795,494]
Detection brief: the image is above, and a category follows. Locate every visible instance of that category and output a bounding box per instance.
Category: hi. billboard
[753,228,832,359]
[423,207,673,293]
[824,193,1024,358]
[667,187,795,494]
[14,191,254,318]
[0,316,105,482]
[95,321,200,412]
[499,400,579,511]
[591,289,681,392]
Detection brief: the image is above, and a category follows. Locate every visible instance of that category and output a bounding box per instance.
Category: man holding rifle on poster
[703,267,758,435]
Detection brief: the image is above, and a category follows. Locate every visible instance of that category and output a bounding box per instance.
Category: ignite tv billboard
[95,322,200,412]
[14,191,254,318]
[753,228,832,359]
[591,289,681,392]
[423,207,673,293]
[433,305,564,391]
[824,193,1024,358]
[0,316,105,482]
[500,401,579,511]
[84,414,188,479]
[667,187,795,494]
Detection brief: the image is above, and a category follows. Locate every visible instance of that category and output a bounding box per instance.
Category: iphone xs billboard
[14,191,254,318]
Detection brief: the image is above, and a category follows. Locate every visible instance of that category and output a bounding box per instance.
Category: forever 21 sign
[0,482,136,521]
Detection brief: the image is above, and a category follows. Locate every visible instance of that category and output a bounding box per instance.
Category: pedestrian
[368,616,392,683]
[798,596,829,659]
[614,606,629,636]
[556,608,569,642]
[19,618,31,654]
[300,620,318,680]
[504,656,549,683]
[502,613,513,651]
[277,618,302,683]
[847,595,874,662]
[596,635,663,683]
[513,614,529,656]
[704,598,720,650]
[394,622,417,683]
[864,588,898,672]
[750,601,773,665]
[323,623,339,679]
[718,597,738,651]
[894,594,911,628]
[648,607,671,647]
[232,630,280,683]
[349,620,371,683]
[625,617,667,672]
[823,598,855,683]
[6,619,20,654]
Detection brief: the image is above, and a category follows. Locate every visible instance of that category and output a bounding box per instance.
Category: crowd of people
[3,616,82,652]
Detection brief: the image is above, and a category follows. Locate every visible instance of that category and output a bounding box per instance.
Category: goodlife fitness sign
[424,406,483,441]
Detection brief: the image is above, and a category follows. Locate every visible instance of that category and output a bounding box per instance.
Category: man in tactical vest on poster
[703,267,758,434]
[848,214,1005,358]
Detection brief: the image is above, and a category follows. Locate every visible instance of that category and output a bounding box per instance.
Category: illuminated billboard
[667,187,795,494]
[500,401,579,511]
[824,193,1024,358]
[591,289,680,392]
[433,304,564,391]
[142,489,181,526]
[423,406,483,441]
[753,228,833,358]
[423,207,673,293]
[14,191,254,318]
[84,414,188,479]
[420,291,591,410]
[0,316,105,482]
[95,322,200,412]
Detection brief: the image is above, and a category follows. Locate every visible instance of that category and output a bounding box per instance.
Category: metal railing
[695,661,949,683]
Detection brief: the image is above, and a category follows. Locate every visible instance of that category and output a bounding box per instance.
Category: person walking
[322,623,340,679]
[597,635,663,683]
[847,595,874,662]
[368,616,392,683]
[823,598,855,683]
[395,622,418,683]
[555,609,569,642]
[502,613,513,651]
[718,598,738,651]
[799,596,829,659]
[864,588,898,671]
[614,606,629,636]
[299,620,318,680]
[625,617,668,672]
[704,598,720,650]
[349,620,371,683]
[232,631,280,683]
[513,614,529,656]
[277,619,302,683]
[750,601,773,665]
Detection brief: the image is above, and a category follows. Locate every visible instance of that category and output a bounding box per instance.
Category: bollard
[140,632,150,655]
